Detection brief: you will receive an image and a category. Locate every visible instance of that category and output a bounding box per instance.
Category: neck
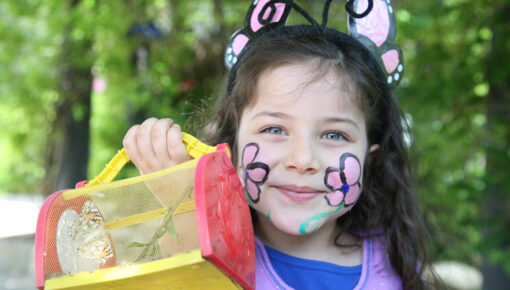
[255,212,337,257]
[254,212,363,265]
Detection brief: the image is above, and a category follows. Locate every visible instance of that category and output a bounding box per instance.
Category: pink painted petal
[343,156,361,185]
[325,190,345,207]
[382,49,399,73]
[355,0,389,47]
[247,167,267,183]
[326,170,342,190]
[246,179,259,201]
[242,144,258,166]
[344,184,361,206]
[250,0,286,32]
[232,34,249,55]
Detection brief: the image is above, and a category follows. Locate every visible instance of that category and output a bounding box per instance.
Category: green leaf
[127,242,149,248]
[164,216,180,243]
[149,243,163,258]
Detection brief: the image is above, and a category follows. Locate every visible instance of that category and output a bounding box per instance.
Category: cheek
[238,143,272,204]
[324,153,363,207]
[342,154,362,184]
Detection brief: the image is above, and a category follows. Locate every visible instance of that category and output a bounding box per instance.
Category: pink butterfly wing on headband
[250,0,287,32]
[225,0,293,70]
[355,0,389,47]
[349,0,404,88]
[381,49,400,74]
[232,34,250,56]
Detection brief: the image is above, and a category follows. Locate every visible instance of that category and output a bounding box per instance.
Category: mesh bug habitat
[35,133,255,290]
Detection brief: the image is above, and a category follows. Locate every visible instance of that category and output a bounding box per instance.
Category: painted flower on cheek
[324,153,362,207]
[241,143,269,203]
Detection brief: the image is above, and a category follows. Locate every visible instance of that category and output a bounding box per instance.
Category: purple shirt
[254,236,402,289]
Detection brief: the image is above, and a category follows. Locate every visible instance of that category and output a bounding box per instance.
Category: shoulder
[254,237,294,290]
[355,236,402,290]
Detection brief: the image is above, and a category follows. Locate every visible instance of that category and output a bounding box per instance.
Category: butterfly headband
[224,0,404,90]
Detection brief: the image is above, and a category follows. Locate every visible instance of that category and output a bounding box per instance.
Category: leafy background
[1,0,509,287]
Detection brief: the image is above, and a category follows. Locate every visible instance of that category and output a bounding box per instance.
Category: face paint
[299,206,343,234]
[245,193,271,220]
[324,153,362,207]
[241,143,269,203]
[298,153,362,234]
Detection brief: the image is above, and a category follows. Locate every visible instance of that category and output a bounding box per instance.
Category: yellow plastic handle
[85,132,217,187]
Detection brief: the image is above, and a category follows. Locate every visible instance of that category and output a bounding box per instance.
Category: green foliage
[398,0,510,275]
[0,0,63,192]
[1,0,509,277]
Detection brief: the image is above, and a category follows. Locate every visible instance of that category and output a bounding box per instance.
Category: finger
[166,124,192,164]
[135,118,160,172]
[123,125,149,174]
[150,118,173,168]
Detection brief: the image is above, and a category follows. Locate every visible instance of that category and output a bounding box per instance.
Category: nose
[283,136,320,174]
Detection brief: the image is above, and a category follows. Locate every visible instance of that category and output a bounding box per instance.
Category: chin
[272,212,327,236]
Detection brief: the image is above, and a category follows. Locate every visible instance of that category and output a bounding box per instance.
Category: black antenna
[322,0,333,26]
[345,0,373,18]
[262,0,320,27]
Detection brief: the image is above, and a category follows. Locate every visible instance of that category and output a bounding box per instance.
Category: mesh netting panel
[44,165,199,279]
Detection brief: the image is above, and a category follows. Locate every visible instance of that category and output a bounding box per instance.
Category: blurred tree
[0,0,63,193]
[51,0,94,191]
[1,0,509,282]
[397,0,487,265]
[481,1,510,287]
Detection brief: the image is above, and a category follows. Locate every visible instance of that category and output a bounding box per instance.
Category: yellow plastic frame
[45,249,242,290]
[45,132,241,289]
[86,132,220,187]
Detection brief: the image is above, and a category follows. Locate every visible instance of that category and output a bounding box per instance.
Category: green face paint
[245,189,271,220]
[299,203,344,234]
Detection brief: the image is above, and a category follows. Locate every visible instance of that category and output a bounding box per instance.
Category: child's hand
[123,118,192,175]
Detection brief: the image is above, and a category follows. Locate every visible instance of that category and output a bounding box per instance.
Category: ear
[369,144,380,153]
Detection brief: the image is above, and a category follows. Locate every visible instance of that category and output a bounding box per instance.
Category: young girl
[123,0,433,289]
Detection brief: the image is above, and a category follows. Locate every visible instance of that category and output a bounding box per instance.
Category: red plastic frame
[194,145,255,290]
[35,183,115,290]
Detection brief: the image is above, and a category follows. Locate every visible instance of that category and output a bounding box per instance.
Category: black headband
[224,0,404,93]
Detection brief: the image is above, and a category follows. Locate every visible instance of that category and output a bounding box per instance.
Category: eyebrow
[251,111,361,132]
[324,117,361,132]
[251,111,290,120]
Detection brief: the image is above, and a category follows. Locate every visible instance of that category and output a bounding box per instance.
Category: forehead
[248,62,364,121]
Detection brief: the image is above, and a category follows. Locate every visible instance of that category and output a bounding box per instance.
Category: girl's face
[237,62,376,236]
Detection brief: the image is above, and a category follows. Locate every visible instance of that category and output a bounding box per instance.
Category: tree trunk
[54,95,91,191]
[45,0,93,193]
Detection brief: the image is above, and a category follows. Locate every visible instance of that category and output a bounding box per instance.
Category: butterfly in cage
[348,0,404,88]
[75,230,114,265]
[69,199,113,264]
[69,200,105,239]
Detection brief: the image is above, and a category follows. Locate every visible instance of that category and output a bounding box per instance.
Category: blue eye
[261,126,286,135]
[322,131,347,141]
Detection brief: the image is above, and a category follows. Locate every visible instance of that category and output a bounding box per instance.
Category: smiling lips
[275,185,326,202]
